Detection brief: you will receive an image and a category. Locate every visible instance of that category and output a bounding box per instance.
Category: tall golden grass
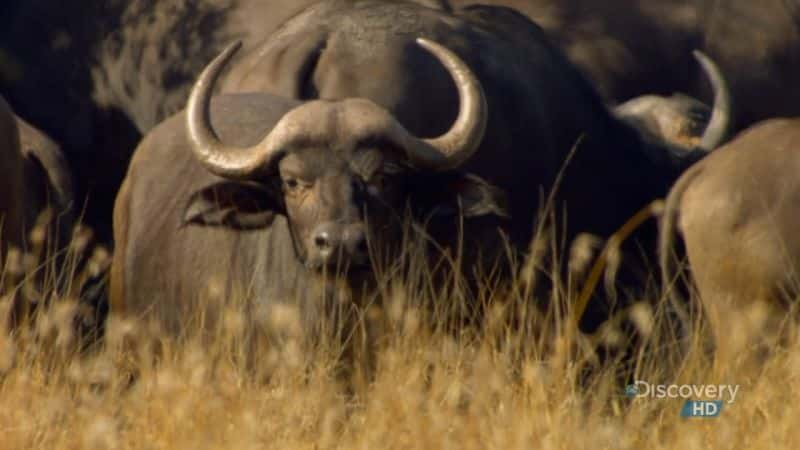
[1,214,798,450]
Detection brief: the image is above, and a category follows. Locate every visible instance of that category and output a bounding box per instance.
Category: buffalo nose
[353,234,368,255]
[345,230,369,261]
[314,230,332,250]
[310,223,369,267]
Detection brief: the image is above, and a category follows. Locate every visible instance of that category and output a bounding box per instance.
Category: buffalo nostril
[355,237,368,255]
[314,232,331,249]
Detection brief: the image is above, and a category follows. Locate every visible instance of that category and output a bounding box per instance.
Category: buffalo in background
[0,94,88,330]
[2,0,797,244]
[0,95,73,260]
[110,1,729,336]
[450,0,800,130]
[0,0,319,242]
[661,118,800,368]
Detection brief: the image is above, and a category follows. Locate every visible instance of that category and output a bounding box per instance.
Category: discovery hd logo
[624,380,740,418]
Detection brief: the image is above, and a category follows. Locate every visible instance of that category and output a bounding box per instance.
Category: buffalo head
[616,50,732,153]
[182,39,507,276]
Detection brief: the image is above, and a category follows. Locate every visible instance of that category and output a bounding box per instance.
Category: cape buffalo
[615,50,731,151]
[442,0,800,131]
[660,118,800,368]
[2,0,780,244]
[111,1,730,334]
[0,95,73,260]
[110,38,508,332]
[0,94,78,328]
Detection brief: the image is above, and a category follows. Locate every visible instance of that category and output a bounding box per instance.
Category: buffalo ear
[422,172,510,219]
[182,181,281,230]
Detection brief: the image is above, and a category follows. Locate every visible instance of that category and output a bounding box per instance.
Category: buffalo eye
[282,177,310,195]
[365,161,405,196]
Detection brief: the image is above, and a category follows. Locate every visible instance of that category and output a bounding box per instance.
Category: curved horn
[187,41,285,179]
[693,50,732,152]
[400,38,488,170]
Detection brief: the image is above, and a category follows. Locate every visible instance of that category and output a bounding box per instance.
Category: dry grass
[1,219,799,450]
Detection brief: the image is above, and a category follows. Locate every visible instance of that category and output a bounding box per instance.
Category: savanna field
[1,221,799,450]
[4,2,800,450]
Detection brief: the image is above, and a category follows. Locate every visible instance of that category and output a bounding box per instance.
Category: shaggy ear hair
[182,181,282,230]
[414,172,510,219]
